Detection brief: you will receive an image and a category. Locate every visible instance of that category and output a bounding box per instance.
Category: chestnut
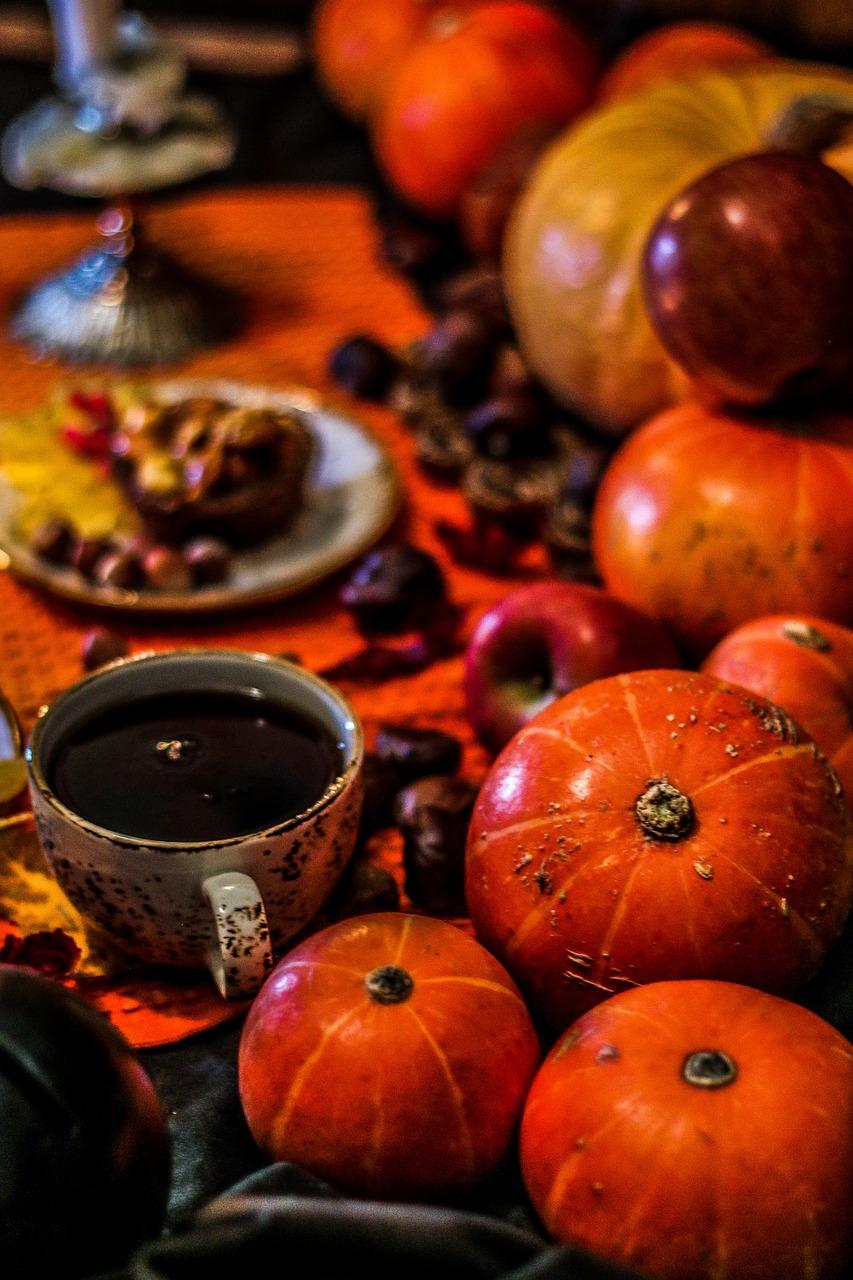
[81,628,129,672]
[418,308,498,406]
[340,545,447,635]
[396,775,478,915]
[328,862,401,920]
[375,724,462,784]
[464,393,553,461]
[328,335,400,401]
[359,752,401,837]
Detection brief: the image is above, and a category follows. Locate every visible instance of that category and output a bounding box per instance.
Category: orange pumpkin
[598,21,772,101]
[373,2,596,219]
[521,980,853,1280]
[311,0,472,123]
[466,669,853,1029]
[703,615,853,800]
[592,402,853,654]
[238,912,540,1199]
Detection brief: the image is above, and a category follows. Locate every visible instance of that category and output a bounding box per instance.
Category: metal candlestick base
[11,205,238,366]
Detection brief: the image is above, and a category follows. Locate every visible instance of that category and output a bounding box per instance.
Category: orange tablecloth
[0,187,513,1044]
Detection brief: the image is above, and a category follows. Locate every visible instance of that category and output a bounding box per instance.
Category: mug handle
[201,871,274,1000]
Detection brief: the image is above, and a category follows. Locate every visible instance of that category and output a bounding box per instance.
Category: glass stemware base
[10,202,239,366]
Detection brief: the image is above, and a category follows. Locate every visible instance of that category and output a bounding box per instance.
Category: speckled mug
[26,650,364,1000]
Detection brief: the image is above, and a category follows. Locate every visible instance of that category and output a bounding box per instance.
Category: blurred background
[2,0,852,214]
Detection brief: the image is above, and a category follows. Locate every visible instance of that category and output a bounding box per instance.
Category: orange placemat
[0,187,513,1046]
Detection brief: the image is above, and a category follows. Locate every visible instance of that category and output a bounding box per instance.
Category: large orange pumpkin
[521,979,853,1280]
[238,912,540,1199]
[503,63,853,434]
[703,615,853,800]
[465,669,853,1029]
[373,2,596,219]
[591,402,853,654]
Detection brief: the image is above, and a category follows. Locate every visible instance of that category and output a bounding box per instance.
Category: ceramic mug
[26,650,364,999]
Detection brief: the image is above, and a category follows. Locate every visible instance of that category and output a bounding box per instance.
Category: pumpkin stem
[635,777,694,842]
[766,93,853,158]
[683,1050,738,1089]
[365,964,414,1005]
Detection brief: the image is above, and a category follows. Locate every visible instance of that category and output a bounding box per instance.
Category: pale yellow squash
[504,63,853,434]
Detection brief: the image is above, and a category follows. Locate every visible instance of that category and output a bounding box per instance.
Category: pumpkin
[311,0,472,123]
[520,979,853,1280]
[372,2,597,219]
[503,63,853,434]
[609,0,853,58]
[465,669,853,1029]
[598,21,772,102]
[238,911,540,1199]
[703,615,853,800]
[591,401,853,654]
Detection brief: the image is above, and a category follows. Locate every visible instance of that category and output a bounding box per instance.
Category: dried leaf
[0,813,131,976]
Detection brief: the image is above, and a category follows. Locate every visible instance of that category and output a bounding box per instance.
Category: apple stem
[766,93,853,158]
[635,776,694,842]
[365,964,414,1004]
[682,1050,738,1089]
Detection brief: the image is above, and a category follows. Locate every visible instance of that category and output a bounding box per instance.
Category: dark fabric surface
[94,1163,645,1280]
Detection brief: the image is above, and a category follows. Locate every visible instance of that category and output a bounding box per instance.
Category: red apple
[642,151,853,408]
[464,580,680,752]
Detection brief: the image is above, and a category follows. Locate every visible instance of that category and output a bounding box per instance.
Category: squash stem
[365,964,414,1004]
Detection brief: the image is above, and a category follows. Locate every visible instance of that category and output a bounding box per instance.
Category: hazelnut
[142,546,193,593]
[29,518,75,566]
[71,536,116,580]
[184,538,231,586]
[94,551,143,591]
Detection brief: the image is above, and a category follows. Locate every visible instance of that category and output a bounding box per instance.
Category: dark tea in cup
[48,689,345,844]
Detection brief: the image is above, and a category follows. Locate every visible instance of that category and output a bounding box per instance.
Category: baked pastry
[109,395,313,547]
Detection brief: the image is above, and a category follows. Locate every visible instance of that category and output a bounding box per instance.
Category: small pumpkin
[238,912,540,1199]
[373,2,596,219]
[521,979,853,1280]
[703,614,853,799]
[465,669,853,1028]
[609,0,853,58]
[597,20,772,102]
[591,401,853,653]
[503,63,853,434]
[311,0,470,123]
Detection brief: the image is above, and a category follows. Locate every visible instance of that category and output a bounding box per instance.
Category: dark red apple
[642,151,853,408]
[464,580,680,752]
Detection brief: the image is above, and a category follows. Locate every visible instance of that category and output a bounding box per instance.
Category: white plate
[0,379,402,614]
